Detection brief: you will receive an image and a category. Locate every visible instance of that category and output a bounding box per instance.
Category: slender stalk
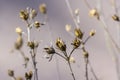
[55,52,67,60]
[83,36,91,45]
[68,60,76,80]
[85,58,89,80]
[30,49,38,80]
[83,0,92,9]
[27,27,31,42]
[12,76,16,80]
[69,48,76,58]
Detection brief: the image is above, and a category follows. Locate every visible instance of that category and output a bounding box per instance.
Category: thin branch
[85,58,89,80]
[55,52,67,61]
[68,61,76,80]
[83,0,92,9]
[83,36,91,45]
[69,48,76,58]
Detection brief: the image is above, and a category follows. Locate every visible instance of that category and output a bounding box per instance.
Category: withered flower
[112,14,120,21]
[89,29,96,36]
[89,9,99,19]
[44,46,55,54]
[65,24,71,32]
[8,69,14,77]
[74,28,83,39]
[56,38,66,51]
[25,71,33,80]
[83,51,89,58]
[19,10,29,21]
[71,38,81,48]
[14,36,23,50]
[39,3,47,14]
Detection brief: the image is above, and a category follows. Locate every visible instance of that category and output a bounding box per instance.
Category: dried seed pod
[14,36,23,50]
[39,3,47,14]
[112,14,120,21]
[25,71,33,80]
[19,10,29,21]
[89,29,96,36]
[74,8,80,16]
[56,38,66,51]
[8,69,14,77]
[69,56,76,63]
[44,46,55,54]
[71,38,81,48]
[34,21,40,29]
[74,28,83,39]
[83,51,89,58]
[27,41,35,49]
[15,27,22,35]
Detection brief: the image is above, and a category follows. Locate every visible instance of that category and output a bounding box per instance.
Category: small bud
[75,8,80,16]
[74,28,83,39]
[8,69,14,77]
[19,10,29,21]
[89,9,99,19]
[89,29,96,36]
[16,27,22,35]
[71,38,81,48]
[14,36,23,50]
[34,21,40,29]
[39,3,47,14]
[30,9,37,19]
[83,51,89,58]
[25,71,33,80]
[69,57,76,63]
[56,38,66,51]
[112,14,120,21]
[44,46,55,54]
[65,24,71,32]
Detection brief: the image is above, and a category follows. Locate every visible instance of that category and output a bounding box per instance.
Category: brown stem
[85,58,89,80]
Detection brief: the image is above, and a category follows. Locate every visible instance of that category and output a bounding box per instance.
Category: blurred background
[0,0,120,80]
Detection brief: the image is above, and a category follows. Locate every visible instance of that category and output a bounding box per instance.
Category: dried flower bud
[65,24,71,32]
[74,28,83,39]
[44,46,55,54]
[14,36,23,50]
[69,56,75,63]
[34,21,40,29]
[27,41,35,49]
[8,69,14,77]
[89,29,96,36]
[25,71,33,80]
[71,38,81,48]
[83,51,89,58]
[19,10,29,21]
[75,8,80,16]
[112,14,120,21]
[56,38,66,51]
[16,27,22,35]
[16,77,23,80]
[39,3,47,14]
[89,9,99,19]
[30,9,37,19]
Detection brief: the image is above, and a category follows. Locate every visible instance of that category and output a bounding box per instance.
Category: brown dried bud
[25,71,33,80]
[71,38,81,48]
[83,51,89,58]
[34,21,40,29]
[74,28,83,39]
[19,10,29,21]
[39,3,47,14]
[8,69,14,77]
[30,9,37,19]
[44,46,55,54]
[56,38,66,51]
[27,41,35,49]
[112,14,120,21]
[89,9,99,19]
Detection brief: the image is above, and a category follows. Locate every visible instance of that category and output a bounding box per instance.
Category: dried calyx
[56,38,66,51]
[74,28,83,39]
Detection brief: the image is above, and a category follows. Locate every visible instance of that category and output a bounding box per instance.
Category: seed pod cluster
[56,38,66,51]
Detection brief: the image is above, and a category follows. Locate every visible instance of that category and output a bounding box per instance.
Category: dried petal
[19,10,29,20]
[39,3,47,14]
[44,46,55,54]
[65,24,71,32]
[71,38,81,48]
[112,14,120,21]
[14,36,23,50]
[89,29,96,36]
[74,28,83,39]
[8,69,14,77]
[16,27,22,35]
[56,38,66,51]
